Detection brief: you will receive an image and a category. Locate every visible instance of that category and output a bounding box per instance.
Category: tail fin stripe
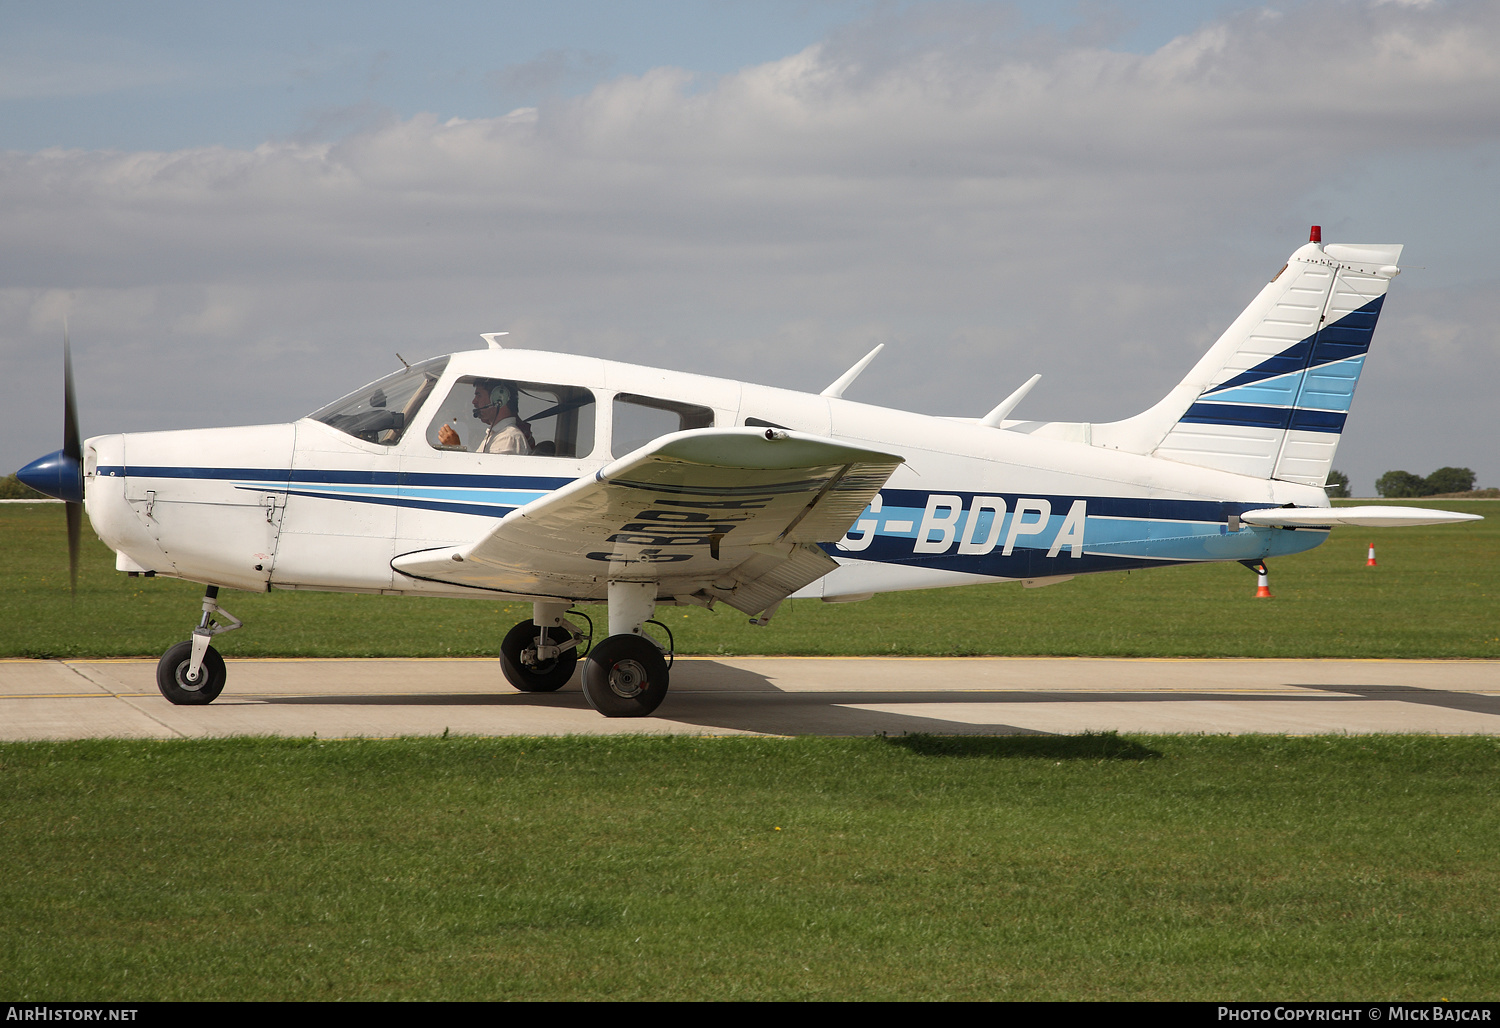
[1308,295,1384,363]
[1295,355,1365,412]
[1204,295,1383,395]
[1289,409,1348,433]
[1201,353,1366,412]
[1208,340,1314,392]
[1178,403,1347,434]
[1180,402,1295,431]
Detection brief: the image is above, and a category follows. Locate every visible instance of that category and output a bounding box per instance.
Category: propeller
[16,327,85,596]
[63,329,81,594]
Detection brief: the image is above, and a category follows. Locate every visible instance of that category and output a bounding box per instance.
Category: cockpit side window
[428,377,597,458]
[308,357,450,446]
[611,393,714,457]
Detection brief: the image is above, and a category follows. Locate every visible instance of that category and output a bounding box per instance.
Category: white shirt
[478,417,530,455]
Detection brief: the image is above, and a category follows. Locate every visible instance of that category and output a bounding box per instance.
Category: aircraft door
[272,422,401,591]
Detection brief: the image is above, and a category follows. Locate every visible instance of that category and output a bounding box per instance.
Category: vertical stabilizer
[1093,233,1402,486]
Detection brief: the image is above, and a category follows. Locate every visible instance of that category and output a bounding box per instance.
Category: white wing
[392,428,903,613]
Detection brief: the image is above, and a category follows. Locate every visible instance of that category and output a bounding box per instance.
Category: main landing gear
[583,582,673,718]
[155,585,242,705]
[500,585,674,717]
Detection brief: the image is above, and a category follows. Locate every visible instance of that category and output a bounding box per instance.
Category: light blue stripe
[1201,354,1366,413]
[1202,370,1303,407]
[240,480,546,507]
[1295,355,1365,412]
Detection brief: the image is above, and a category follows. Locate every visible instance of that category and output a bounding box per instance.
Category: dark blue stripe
[1178,403,1346,434]
[273,487,518,520]
[1209,295,1384,394]
[1180,403,1292,431]
[1309,295,1383,365]
[1288,408,1347,433]
[1211,340,1313,393]
[96,466,575,490]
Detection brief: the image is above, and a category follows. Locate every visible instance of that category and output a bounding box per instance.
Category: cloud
[485,48,617,105]
[4,0,1499,493]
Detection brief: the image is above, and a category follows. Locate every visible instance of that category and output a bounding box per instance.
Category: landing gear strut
[580,581,672,718]
[155,585,242,705]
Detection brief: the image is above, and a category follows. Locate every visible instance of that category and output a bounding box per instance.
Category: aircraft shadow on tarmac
[252,661,1500,738]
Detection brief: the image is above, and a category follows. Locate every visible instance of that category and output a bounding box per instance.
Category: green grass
[2,500,1495,658]
[2,734,1497,1000]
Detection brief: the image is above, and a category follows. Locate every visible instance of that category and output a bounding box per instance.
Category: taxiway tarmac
[2,656,1497,739]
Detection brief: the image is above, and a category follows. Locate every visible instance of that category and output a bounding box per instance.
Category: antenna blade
[981,374,1041,428]
[821,344,883,398]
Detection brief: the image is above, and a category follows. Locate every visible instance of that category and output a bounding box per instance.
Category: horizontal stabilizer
[1238,506,1483,528]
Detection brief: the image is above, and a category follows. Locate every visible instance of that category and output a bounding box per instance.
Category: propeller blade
[63,325,80,464]
[63,325,83,597]
[15,325,88,596]
[65,497,81,598]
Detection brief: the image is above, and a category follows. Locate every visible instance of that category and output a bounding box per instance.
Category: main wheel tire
[499,620,578,693]
[156,640,226,705]
[581,634,669,717]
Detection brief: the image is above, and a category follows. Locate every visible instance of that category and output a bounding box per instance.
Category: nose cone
[17,449,83,503]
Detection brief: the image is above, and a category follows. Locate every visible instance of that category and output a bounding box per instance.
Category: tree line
[1374,466,1477,498]
[1299,468,1481,499]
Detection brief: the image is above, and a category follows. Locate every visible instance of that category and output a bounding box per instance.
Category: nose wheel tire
[499,619,579,693]
[156,640,227,705]
[581,634,669,717]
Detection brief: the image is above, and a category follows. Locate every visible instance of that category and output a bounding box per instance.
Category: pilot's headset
[472,380,517,419]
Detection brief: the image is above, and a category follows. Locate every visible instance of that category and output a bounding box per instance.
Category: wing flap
[392,428,903,611]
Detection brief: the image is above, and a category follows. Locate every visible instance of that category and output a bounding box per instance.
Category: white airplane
[17,228,1481,717]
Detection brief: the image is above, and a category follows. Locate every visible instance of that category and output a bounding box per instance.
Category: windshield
[308,356,450,445]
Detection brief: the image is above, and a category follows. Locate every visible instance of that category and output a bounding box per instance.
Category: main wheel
[581,634,669,717]
[156,640,226,705]
[499,620,579,693]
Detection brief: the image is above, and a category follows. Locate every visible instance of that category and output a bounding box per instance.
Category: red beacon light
[1309,225,1322,243]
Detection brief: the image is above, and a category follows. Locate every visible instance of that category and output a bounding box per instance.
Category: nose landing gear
[154,586,242,705]
[500,603,590,693]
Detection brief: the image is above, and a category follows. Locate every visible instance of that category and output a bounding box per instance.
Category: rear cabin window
[611,393,714,456]
[428,377,597,458]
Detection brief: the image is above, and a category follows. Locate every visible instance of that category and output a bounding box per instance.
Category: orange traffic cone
[1366,543,1377,566]
[1255,569,1272,598]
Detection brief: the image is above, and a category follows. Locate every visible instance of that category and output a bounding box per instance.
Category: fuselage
[83,346,1329,602]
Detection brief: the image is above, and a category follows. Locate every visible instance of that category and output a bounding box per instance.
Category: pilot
[437,380,534,454]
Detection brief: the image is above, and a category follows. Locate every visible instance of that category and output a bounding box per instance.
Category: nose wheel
[154,585,242,705]
[581,634,670,717]
[156,640,227,704]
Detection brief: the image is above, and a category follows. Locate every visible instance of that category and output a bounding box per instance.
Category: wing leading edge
[391,428,904,613]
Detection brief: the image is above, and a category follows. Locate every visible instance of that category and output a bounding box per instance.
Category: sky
[3,0,1497,496]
